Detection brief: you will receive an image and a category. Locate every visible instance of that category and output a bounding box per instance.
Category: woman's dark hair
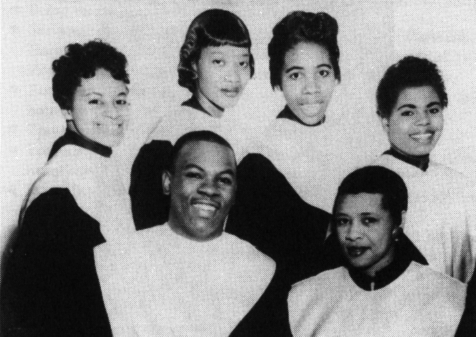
[333,166,408,227]
[52,39,129,110]
[178,9,254,93]
[268,11,340,89]
[376,56,448,118]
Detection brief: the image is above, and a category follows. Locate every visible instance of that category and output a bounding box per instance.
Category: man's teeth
[194,204,216,211]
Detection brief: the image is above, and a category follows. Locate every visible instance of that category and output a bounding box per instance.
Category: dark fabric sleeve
[226,153,331,285]
[1,189,112,337]
[455,265,476,337]
[230,268,292,337]
[129,140,173,230]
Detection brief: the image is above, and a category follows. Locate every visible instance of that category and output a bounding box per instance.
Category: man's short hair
[169,131,234,173]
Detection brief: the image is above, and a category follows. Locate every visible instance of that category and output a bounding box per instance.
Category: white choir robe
[95,224,275,337]
[374,154,476,282]
[288,263,466,337]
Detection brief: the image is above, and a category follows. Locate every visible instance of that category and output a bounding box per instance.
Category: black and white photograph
[1,0,475,335]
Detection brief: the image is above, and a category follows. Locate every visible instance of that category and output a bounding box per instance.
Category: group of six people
[1,8,475,337]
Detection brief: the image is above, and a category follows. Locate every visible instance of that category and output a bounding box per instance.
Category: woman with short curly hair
[1,40,134,336]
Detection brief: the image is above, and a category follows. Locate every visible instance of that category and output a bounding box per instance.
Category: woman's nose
[304,76,319,94]
[346,223,362,240]
[416,110,431,125]
[224,64,240,83]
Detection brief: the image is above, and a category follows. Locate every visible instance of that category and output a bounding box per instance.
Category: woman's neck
[385,146,430,171]
[194,92,224,118]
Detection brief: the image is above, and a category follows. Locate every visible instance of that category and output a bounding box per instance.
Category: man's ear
[61,110,73,121]
[162,170,172,195]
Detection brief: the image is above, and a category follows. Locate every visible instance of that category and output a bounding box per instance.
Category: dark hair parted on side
[268,11,340,89]
[52,39,130,110]
[376,56,448,118]
[169,130,235,173]
[333,166,408,227]
[178,9,255,93]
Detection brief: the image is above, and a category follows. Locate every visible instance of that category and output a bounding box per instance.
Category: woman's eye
[335,218,349,226]
[429,107,441,114]
[289,73,301,80]
[89,99,101,105]
[319,70,330,77]
[116,99,128,105]
[239,61,249,68]
[401,110,414,117]
[362,217,377,226]
[212,59,224,66]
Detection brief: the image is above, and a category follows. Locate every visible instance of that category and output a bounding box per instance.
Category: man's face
[163,140,237,241]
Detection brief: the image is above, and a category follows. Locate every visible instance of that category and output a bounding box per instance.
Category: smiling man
[95,131,292,336]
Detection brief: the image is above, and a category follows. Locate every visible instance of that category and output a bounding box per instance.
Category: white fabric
[374,154,476,282]
[95,224,275,337]
[22,145,135,242]
[257,118,365,213]
[288,263,466,337]
[148,104,250,162]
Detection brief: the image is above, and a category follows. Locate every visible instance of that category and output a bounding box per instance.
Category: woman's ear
[162,171,172,195]
[61,110,73,121]
[400,211,406,227]
[378,111,390,134]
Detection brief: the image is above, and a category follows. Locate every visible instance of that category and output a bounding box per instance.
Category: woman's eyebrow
[427,101,442,107]
[397,104,416,110]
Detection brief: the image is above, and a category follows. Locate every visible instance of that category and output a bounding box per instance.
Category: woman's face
[65,68,129,148]
[280,42,337,125]
[381,86,444,156]
[335,193,398,277]
[193,45,251,118]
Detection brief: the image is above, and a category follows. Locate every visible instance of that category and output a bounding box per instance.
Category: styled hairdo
[376,56,448,118]
[333,166,408,226]
[169,130,235,173]
[178,9,255,93]
[52,39,129,110]
[268,11,340,89]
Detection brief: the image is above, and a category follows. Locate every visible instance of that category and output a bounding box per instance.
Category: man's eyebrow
[220,169,236,177]
[183,164,204,171]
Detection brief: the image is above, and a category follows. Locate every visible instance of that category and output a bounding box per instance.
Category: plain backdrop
[1,0,475,260]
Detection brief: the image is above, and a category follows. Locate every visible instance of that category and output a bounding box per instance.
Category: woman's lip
[410,132,434,143]
[346,246,369,257]
[221,87,240,97]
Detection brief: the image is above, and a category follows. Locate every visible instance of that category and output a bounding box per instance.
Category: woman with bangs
[130,8,254,230]
[227,11,357,285]
[373,56,476,283]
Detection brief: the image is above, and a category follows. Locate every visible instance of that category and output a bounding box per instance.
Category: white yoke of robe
[147,104,250,162]
[258,118,364,213]
[22,144,135,242]
[95,224,276,337]
[288,263,466,337]
[374,154,476,282]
